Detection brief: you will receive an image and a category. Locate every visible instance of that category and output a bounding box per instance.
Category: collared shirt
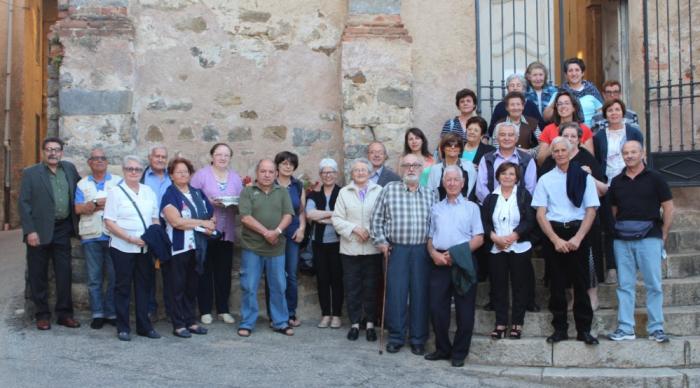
[475,150,537,203]
[526,84,559,114]
[429,195,483,250]
[370,181,436,246]
[47,163,70,220]
[490,185,531,254]
[142,167,171,209]
[590,109,639,134]
[531,167,600,222]
[103,183,159,253]
[238,184,295,257]
[369,166,384,184]
[75,173,120,243]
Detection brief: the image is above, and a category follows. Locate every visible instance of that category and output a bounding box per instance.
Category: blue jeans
[386,244,430,346]
[614,238,664,333]
[240,249,289,330]
[284,237,300,316]
[83,240,116,319]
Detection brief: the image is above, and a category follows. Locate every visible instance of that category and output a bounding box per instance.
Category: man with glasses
[19,137,81,330]
[590,80,639,134]
[74,148,122,329]
[367,141,400,187]
[370,153,436,355]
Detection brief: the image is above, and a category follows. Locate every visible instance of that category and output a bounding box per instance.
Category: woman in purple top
[190,143,243,325]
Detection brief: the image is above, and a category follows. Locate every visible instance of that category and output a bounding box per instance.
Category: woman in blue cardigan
[593,99,644,183]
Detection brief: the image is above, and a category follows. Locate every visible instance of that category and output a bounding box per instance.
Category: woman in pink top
[190,143,243,325]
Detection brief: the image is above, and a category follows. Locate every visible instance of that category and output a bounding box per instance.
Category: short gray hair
[319,158,338,172]
[351,158,373,175]
[442,165,464,181]
[506,73,527,89]
[550,136,573,152]
[493,122,519,142]
[149,144,167,156]
[122,155,143,168]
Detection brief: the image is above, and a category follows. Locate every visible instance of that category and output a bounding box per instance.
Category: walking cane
[379,249,389,355]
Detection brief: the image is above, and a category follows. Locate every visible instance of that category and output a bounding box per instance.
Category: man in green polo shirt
[237,159,294,337]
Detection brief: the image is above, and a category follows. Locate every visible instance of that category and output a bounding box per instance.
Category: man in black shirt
[607,140,674,343]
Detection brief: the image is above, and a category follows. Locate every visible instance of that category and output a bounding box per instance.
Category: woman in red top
[536,91,594,165]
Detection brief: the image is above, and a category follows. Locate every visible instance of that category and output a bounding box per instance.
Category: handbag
[614,220,654,240]
[117,184,150,254]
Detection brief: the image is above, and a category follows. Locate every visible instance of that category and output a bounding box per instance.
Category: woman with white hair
[306,158,344,329]
[331,158,383,342]
[487,73,546,138]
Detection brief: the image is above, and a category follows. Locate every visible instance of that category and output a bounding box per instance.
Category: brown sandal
[273,326,294,336]
[237,328,251,337]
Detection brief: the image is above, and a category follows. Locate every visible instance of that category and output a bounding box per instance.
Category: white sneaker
[200,314,213,324]
[330,316,342,329]
[218,313,235,324]
[317,316,331,328]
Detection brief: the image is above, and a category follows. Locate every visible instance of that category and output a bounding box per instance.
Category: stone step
[460,335,700,369]
[475,275,700,309]
[459,364,699,387]
[471,305,700,338]
[667,229,700,253]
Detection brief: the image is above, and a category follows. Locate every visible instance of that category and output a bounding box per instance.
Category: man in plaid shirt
[371,153,437,355]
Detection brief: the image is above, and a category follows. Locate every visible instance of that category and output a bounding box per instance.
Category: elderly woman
[306,158,343,329]
[537,91,595,165]
[544,58,604,127]
[403,127,435,186]
[488,73,545,137]
[428,133,477,201]
[191,143,243,325]
[481,162,535,339]
[161,157,215,338]
[268,151,306,327]
[462,116,495,167]
[441,88,479,142]
[103,155,161,341]
[331,158,383,342]
[494,91,540,157]
[525,61,559,115]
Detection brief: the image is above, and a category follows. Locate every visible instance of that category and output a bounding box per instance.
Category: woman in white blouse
[104,155,161,342]
[480,162,536,340]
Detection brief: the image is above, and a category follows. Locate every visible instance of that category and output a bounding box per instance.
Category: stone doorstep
[667,229,700,253]
[471,305,700,337]
[458,336,700,369]
[474,275,700,309]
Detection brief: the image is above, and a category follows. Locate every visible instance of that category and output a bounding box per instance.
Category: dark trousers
[386,244,430,346]
[341,253,380,324]
[599,194,617,271]
[162,250,199,330]
[197,240,233,315]
[429,264,477,361]
[110,248,153,334]
[26,219,74,320]
[488,249,532,326]
[313,242,343,316]
[544,223,593,334]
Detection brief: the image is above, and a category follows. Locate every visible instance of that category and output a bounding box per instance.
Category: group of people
[19,57,674,368]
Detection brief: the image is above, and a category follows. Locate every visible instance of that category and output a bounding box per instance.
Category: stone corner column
[340,0,413,171]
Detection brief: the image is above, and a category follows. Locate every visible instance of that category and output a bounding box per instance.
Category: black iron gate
[644,0,700,186]
[475,0,563,120]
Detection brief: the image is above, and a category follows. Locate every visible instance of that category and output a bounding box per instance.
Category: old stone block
[240,9,272,23]
[59,89,132,115]
[541,367,684,386]
[70,0,128,6]
[345,71,366,84]
[319,112,338,121]
[468,337,552,366]
[215,93,242,107]
[175,16,207,33]
[349,0,400,15]
[190,46,221,68]
[553,339,685,368]
[202,125,220,142]
[377,86,412,107]
[263,126,288,142]
[293,128,323,147]
[240,111,258,119]
[146,97,193,112]
[227,127,252,142]
[145,125,164,142]
[178,127,194,140]
[344,144,367,159]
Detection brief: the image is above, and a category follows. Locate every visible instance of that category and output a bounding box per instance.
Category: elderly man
[140,145,171,321]
[425,165,483,367]
[532,136,600,345]
[237,159,294,337]
[590,80,639,134]
[370,153,436,355]
[75,148,122,329]
[608,141,674,343]
[367,141,400,187]
[19,137,81,330]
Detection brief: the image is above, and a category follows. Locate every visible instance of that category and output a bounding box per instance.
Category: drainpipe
[3,0,14,230]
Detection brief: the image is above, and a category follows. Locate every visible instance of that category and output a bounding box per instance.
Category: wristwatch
[92,199,98,206]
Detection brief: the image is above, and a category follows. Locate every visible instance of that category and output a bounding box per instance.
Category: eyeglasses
[320,171,337,176]
[89,156,107,161]
[444,143,460,149]
[213,153,231,158]
[604,89,621,95]
[352,168,369,173]
[44,147,62,154]
[124,167,143,173]
[172,171,190,176]
[400,163,423,170]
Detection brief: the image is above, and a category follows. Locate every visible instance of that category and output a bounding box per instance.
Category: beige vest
[77,174,122,240]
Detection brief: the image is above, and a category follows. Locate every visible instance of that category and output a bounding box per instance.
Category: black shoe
[410,344,425,356]
[546,331,569,343]
[451,359,465,367]
[483,302,494,311]
[137,330,161,339]
[103,318,117,327]
[526,303,541,312]
[366,328,377,342]
[173,328,192,338]
[577,332,599,345]
[385,343,402,353]
[347,327,359,341]
[424,351,450,361]
[90,318,104,330]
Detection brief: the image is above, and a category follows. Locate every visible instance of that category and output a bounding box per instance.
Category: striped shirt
[370,181,436,246]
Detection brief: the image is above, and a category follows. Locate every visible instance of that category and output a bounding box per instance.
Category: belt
[550,220,582,230]
[436,249,448,253]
